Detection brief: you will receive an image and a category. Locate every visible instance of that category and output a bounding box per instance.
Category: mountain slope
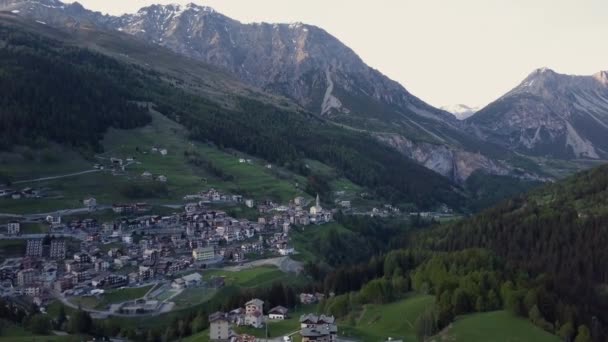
[468,68,608,159]
[418,163,608,337]
[0,0,543,183]
[0,12,468,210]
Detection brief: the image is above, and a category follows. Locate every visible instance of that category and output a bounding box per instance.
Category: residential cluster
[208,301,337,342]
[0,189,332,316]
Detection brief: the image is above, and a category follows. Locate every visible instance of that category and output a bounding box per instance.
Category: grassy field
[234,304,317,339]
[171,287,218,309]
[340,294,434,342]
[0,319,83,342]
[0,239,26,261]
[101,110,305,203]
[434,310,559,342]
[203,266,299,288]
[0,111,307,214]
[20,222,49,234]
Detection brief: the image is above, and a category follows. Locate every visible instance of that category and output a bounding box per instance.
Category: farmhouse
[83,197,97,210]
[300,314,337,342]
[268,305,289,320]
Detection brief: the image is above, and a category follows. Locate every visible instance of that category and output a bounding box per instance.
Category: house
[172,272,203,289]
[244,310,264,328]
[339,201,351,209]
[26,240,43,257]
[233,334,256,342]
[142,171,153,179]
[245,298,264,315]
[16,269,36,287]
[244,298,265,328]
[7,221,20,235]
[268,306,289,320]
[192,246,215,262]
[83,197,97,210]
[245,199,255,208]
[46,215,62,228]
[278,246,295,256]
[300,314,335,328]
[209,312,231,341]
[301,324,337,342]
[300,314,337,342]
[157,175,167,183]
[49,240,66,259]
[159,149,168,156]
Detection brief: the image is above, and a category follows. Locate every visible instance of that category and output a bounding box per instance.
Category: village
[0,188,334,320]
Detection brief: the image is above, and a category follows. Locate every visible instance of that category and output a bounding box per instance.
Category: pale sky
[66,0,608,108]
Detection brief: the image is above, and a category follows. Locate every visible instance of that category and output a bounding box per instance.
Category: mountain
[0,11,473,210]
[441,104,478,120]
[468,67,608,159]
[0,0,543,183]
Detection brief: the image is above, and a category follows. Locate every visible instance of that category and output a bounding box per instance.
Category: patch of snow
[440,104,478,120]
[11,10,20,14]
[35,20,47,25]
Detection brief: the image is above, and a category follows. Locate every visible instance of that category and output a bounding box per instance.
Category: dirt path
[13,169,101,184]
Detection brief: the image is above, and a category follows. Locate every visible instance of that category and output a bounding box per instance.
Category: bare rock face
[468,68,608,159]
[376,134,514,183]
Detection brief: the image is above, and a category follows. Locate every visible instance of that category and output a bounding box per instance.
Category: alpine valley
[1,1,608,342]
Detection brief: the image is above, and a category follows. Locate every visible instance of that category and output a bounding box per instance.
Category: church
[309,194,323,215]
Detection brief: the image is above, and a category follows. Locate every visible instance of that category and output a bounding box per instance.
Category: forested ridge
[414,165,608,337]
[288,165,608,341]
[0,19,465,210]
[0,24,151,151]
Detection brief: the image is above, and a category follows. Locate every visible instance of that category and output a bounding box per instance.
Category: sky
[67,0,608,108]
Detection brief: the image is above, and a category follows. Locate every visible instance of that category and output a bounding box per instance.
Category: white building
[83,197,97,210]
[209,312,230,341]
[193,247,215,262]
[309,194,323,215]
[7,221,20,235]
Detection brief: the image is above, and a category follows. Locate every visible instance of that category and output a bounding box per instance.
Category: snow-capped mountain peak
[440,104,478,120]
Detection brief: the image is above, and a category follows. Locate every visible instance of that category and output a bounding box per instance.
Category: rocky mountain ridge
[468,67,608,159]
[0,0,552,182]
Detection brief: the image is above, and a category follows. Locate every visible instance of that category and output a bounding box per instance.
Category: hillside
[468,68,608,159]
[417,163,608,339]
[0,13,469,211]
[0,0,549,184]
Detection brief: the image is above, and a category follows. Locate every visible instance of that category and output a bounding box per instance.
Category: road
[0,205,112,222]
[13,169,102,184]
